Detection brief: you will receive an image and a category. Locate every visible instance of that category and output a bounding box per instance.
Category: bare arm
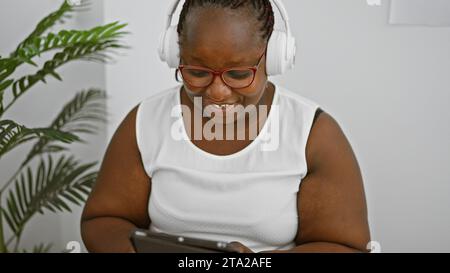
[276,112,371,253]
[80,106,151,253]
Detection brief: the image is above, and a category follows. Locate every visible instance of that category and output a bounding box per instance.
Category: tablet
[130,228,238,253]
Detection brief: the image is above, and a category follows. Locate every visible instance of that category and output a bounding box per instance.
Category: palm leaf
[11,0,90,58]
[2,155,97,236]
[1,21,128,80]
[0,58,20,87]
[22,89,106,166]
[0,120,79,159]
[32,242,53,253]
[21,242,53,253]
[0,1,88,84]
[0,79,13,113]
[1,36,125,117]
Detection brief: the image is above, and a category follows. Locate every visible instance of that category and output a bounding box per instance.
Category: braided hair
[177,0,275,44]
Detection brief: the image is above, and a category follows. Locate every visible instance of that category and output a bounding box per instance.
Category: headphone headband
[159,0,296,75]
[163,0,293,60]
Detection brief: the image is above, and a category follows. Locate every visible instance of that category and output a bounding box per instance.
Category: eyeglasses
[177,51,266,89]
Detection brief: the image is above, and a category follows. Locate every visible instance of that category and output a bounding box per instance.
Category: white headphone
[158,0,296,76]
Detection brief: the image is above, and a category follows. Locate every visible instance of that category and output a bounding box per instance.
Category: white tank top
[136,84,320,252]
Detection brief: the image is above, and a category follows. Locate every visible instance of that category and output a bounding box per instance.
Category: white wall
[0,0,106,252]
[104,0,450,252]
[281,0,450,252]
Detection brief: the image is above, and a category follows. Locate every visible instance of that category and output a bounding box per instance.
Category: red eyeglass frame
[177,50,266,89]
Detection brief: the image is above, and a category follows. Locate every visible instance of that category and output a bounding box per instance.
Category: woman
[81,0,370,253]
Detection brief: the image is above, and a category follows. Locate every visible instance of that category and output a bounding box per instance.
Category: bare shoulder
[81,104,151,228]
[102,104,142,169]
[306,111,355,173]
[114,105,140,149]
[296,110,370,251]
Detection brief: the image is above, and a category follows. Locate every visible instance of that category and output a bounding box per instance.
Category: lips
[204,102,238,112]
[210,103,237,112]
[203,97,238,111]
[201,102,237,116]
[203,98,240,106]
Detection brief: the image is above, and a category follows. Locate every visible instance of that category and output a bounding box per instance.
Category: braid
[177,0,275,43]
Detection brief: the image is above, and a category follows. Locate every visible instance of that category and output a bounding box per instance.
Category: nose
[205,74,232,102]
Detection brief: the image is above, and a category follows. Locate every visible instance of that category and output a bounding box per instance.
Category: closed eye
[225,70,253,80]
[185,69,210,78]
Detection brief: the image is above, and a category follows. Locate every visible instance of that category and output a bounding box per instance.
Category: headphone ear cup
[158,25,180,68]
[158,30,167,62]
[266,30,296,76]
[286,34,297,70]
[266,30,286,76]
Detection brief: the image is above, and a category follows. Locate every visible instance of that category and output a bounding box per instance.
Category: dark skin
[179,7,275,150]
[80,7,370,253]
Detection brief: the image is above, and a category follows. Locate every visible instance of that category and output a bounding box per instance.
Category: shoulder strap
[312,107,324,127]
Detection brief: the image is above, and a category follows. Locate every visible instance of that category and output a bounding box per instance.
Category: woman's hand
[228,241,254,253]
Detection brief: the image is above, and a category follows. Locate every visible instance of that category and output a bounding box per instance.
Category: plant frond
[22,242,53,253]
[22,89,106,166]
[11,0,91,58]
[1,39,123,117]
[0,58,21,83]
[0,120,79,159]
[11,21,128,70]
[2,155,97,236]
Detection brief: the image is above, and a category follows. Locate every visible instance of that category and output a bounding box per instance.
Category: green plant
[0,0,128,252]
